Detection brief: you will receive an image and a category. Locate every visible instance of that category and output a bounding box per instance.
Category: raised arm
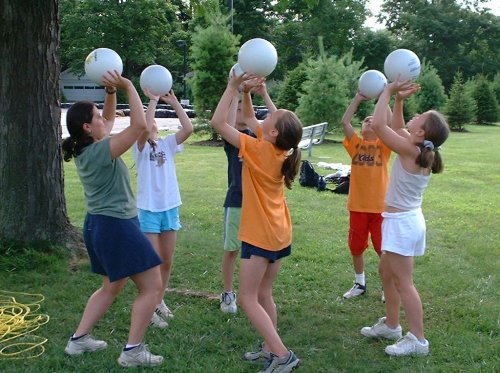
[252,81,277,114]
[227,90,240,128]
[211,73,254,148]
[391,84,420,137]
[160,90,194,145]
[102,86,117,135]
[241,77,265,133]
[371,79,417,155]
[342,92,368,140]
[102,71,147,159]
[137,88,160,151]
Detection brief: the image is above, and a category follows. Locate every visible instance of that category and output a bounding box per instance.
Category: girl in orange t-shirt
[211,72,302,371]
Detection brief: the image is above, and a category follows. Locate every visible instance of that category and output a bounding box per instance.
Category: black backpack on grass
[299,160,327,191]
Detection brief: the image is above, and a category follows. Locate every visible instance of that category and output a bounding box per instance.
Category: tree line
[60,0,500,130]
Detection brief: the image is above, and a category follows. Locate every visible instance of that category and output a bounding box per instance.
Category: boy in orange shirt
[341,91,392,300]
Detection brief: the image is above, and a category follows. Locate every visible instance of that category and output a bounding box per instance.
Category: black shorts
[241,241,291,263]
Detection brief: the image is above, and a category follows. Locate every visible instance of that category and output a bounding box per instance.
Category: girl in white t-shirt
[133,89,193,327]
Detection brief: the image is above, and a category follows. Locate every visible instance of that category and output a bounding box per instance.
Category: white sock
[355,272,365,286]
[125,343,141,350]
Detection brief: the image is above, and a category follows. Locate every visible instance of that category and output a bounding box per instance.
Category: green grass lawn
[0,125,499,372]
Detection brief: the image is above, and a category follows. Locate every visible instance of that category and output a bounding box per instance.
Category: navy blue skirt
[83,213,162,282]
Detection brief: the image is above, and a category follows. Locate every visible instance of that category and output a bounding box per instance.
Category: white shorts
[381,208,426,257]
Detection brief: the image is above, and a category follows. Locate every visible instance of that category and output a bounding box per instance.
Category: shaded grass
[0,125,498,372]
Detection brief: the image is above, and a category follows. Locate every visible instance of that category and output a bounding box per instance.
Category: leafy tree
[272,0,369,79]
[379,1,500,89]
[1,0,81,248]
[472,75,499,124]
[296,41,364,130]
[220,0,274,43]
[445,71,476,131]
[493,72,500,105]
[352,29,395,71]
[190,5,239,139]
[59,0,187,88]
[414,60,447,113]
[276,63,308,111]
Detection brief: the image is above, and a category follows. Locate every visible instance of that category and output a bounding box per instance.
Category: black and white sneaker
[343,283,366,299]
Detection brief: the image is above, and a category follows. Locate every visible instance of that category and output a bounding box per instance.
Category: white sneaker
[220,291,237,314]
[243,342,272,362]
[150,311,168,328]
[343,283,366,299]
[117,343,164,367]
[156,301,174,320]
[385,332,429,356]
[360,317,402,340]
[65,334,108,355]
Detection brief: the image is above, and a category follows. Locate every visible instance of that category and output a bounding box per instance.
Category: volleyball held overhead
[384,49,421,82]
[140,65,173,96]
[84,48,123,86]
[358,70,388,99]
[237,38,278,77]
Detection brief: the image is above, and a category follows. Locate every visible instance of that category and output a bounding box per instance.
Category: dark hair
[61,101,95,162]
[416,110,450,173]
[274,110,303,189]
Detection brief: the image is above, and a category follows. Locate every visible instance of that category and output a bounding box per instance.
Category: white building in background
[60,69,105,102]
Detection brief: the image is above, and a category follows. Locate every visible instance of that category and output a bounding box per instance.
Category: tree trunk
[0,0,83,252]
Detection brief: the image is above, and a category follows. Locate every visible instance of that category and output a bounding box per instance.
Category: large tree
[0,0,81,248]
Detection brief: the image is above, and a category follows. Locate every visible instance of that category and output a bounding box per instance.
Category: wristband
[105,87,117,94]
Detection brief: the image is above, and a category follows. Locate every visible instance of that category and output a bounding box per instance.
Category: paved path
[61,109,181,138]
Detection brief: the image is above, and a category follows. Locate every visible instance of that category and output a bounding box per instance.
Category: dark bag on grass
[299,160,328,191]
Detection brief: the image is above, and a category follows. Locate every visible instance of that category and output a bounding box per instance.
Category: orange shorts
[348,211,383,256]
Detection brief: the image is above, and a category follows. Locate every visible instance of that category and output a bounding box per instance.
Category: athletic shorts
[83,213,162,282]
[223,207,242,252]
[241,242,291,263]
[138,207,181,233]
[348,211,383,256]
[381,208,426,257]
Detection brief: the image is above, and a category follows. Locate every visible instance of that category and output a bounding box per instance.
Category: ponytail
[274,111,303,189]
[282,147,301,189]
[416,110,450,174]
[62,101,95,162]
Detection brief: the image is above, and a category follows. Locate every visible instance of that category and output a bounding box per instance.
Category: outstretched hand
[160,90,179,105]
[228,71,256,92]
[396,84,421,100]
[387,76,415,95]
[355,90,371,101]
[102,70,131,91]
[143,88,160,102]
[243,78,267,95]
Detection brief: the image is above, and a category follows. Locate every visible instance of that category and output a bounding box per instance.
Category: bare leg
[74,277,127,337]
[239,256,287,357]
[352,254,364,275]
[222,250,239,292]
[127,266,163,345]
[146,231,176,292]
[385,252,425,340]
[379,253,401,329]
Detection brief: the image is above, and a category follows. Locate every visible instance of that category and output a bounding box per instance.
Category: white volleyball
[358,70,387,99]
[140,65,173,96]
[84,48,123,86]
[228,63,244,79]
[384,49,421,82]
[238,38,278,77]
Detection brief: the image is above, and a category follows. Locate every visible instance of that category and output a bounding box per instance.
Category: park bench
[298,122,328,157]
